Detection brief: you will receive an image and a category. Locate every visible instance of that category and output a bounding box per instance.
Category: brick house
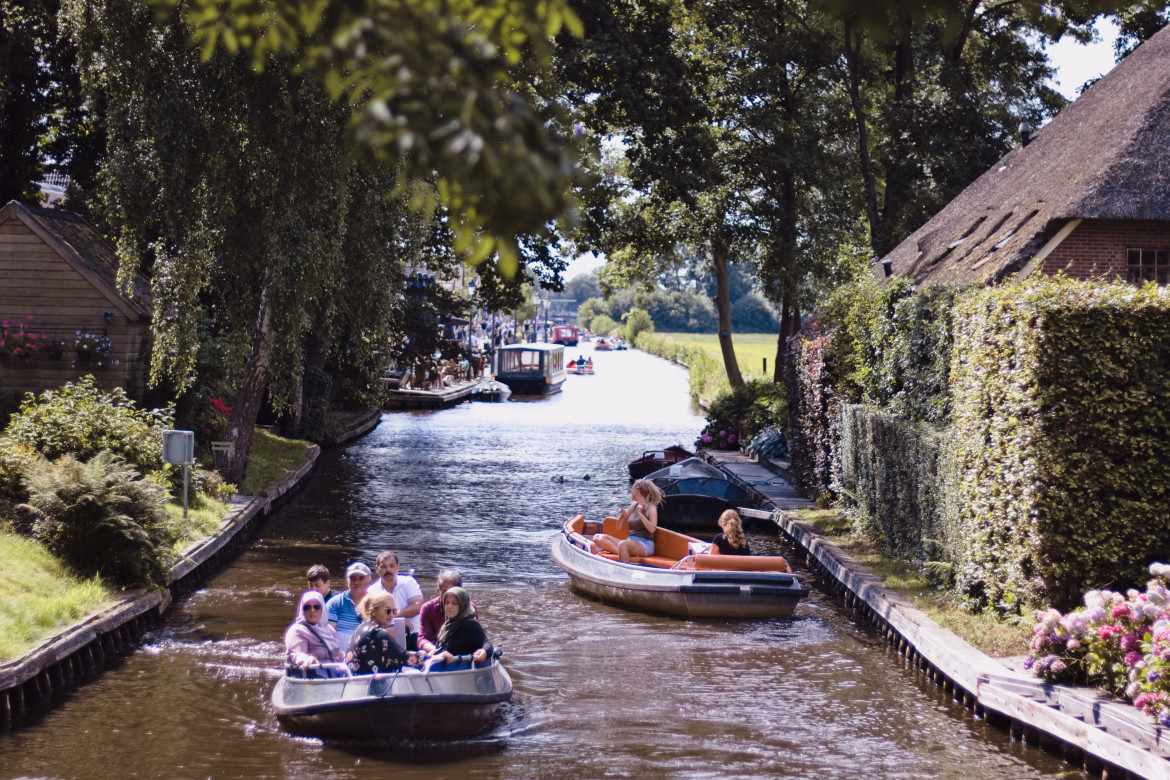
[0,200,152,400]
[881,24,1170,286]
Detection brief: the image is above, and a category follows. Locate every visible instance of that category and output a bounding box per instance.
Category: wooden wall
[0,220,149,400]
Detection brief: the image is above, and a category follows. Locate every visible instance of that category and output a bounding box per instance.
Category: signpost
[162,430,195,519]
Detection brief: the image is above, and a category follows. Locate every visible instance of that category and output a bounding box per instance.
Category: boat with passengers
[495,342,567,395]
[272,652,513,741]
[551,514,807,618]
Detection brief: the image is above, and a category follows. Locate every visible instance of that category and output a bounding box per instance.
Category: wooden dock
[383,378,481,410]
[703,448,1170,780]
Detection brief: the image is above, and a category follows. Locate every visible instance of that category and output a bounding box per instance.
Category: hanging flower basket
[73,331,113,367]
[0,317,45,363]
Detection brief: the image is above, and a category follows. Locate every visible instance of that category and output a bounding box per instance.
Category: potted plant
[73,331,113,366]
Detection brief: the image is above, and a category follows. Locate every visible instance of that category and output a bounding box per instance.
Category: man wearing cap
[367,551,424,634]
[326,562,372,647]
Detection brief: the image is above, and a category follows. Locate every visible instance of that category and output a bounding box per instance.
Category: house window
[1127,248,1170,284]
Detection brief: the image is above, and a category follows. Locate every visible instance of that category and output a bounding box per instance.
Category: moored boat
[645,457,758,530]
[471,379,512,402]
[628,445,693,480]
[495,342,567,395]
[551,515,807,619]
[272,655,513,742]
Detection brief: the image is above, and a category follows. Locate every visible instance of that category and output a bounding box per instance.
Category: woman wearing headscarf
[284,590,344,670]
[345,592,418,674]
[433,586,493,664]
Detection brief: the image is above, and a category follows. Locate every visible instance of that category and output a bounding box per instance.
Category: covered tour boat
[551,515,806,618]
[495,342,566,395]
[272,654,513,741]
[627,445,693,480]
[645,457,758,530]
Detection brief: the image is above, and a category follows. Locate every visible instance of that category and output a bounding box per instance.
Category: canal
[2,345,1072,779]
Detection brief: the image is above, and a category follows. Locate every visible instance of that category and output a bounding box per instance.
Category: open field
[655,332,778,378]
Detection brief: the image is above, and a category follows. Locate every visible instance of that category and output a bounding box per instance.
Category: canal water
[3,345,1073,779]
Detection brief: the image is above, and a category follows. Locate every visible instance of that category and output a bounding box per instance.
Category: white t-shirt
[367,574,424,631]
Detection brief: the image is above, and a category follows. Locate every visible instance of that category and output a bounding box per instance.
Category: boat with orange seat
[551,515,807,618]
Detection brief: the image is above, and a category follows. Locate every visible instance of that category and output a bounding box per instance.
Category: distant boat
[628,445,693,480]
[495,343,566,395]
[645,457,757,530]
[471,379,512,402]
[551,515,807,619]
[594,338,614,351]
[567,358,594,375]
[272,655,513,741]
[552,324,579,346]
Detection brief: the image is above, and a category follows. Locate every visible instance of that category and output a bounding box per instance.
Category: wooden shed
[0,200,152,399]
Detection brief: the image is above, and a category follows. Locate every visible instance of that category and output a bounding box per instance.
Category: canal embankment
[0,441,322,729]
[704,448,1170,780]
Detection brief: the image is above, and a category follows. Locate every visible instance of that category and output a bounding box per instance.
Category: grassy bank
[637,331,779,405]
[795,508,1031,659]
[654,332,778,378]
[239,429,312,496]
[0,533,116,662]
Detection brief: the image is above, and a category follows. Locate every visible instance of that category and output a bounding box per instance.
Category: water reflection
[1,346,1073,778]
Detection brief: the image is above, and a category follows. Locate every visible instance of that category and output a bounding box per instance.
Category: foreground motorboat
[551,515,807,619]
[272,655,513,741]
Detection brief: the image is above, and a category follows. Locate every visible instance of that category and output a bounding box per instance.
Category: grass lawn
[655,332,778,379]
[168,492,233,555]
[239,429,313,496]
[0,533,115,662]
[795,508,1031,659]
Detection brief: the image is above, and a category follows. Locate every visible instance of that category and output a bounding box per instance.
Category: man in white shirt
[367,550,424,633]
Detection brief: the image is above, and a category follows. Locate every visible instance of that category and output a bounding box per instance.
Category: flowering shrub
[202,397,232,439]
[1025,563,1170,725]
[695,420,737,450]
[0,316,46,362]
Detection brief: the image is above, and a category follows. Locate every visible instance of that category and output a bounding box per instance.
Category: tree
[160,0,588,276]
[63,0,411,485]
[0,0,54,201]
[564,272,601,304]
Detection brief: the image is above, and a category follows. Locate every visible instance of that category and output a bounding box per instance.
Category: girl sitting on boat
[433,586,494,664]
[711,509,751,556]
[593,479,664,563]
[285,590,344,670]
[345,592,419,674]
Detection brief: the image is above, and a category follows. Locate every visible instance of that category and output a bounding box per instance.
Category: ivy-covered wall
[951,280,1170,610]
[789,276,1170,611]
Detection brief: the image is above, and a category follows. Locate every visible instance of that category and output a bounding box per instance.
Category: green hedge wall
[837,404,957,571]
[950,279,1170,610]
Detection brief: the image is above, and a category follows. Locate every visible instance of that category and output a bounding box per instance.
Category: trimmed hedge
[950,279,1170,610]
[837,404,956,574]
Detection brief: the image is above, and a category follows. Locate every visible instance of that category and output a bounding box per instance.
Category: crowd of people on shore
[284,552,492,676]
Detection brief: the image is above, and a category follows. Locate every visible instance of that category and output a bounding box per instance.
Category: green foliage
[577,297,605,330]
[240,429,311,497]
[620,307,654,342]
[785,319,841,500]
[0,440,35,505]
[5,377,174,474]
[19,451,177,589]
[730,293,780,333]
[635,331,731,404]
[589,314,619,336]
[704,380,787,443]
[950,278,1170,611]
[837,404,956,577]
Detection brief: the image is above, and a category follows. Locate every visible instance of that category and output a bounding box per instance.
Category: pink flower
[1113,604,1134,620]
[1125,651,1143,667]
[718,430,726,436]
[25,314,32,320]
[728,434,737,443]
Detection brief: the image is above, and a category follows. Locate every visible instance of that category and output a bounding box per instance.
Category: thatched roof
[1,200,152,319]
[882,23,1170,286]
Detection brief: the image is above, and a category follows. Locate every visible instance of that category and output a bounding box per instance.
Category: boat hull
[551,534,805,619]
[272,662,513,742]
[498,376,565,395]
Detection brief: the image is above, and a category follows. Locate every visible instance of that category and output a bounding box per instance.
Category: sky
[560,19,1124,282]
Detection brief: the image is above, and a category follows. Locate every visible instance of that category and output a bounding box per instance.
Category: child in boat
[345,592,419,674]
[593,479,664,562]
[711,509,751,555]
[285,591,344,670]
[431,586,493,664]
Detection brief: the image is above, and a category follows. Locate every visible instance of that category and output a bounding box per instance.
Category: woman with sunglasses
[285,590,344,670]
[345,592,420,674]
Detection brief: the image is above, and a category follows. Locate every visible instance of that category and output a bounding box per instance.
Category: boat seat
[601,516,627,539]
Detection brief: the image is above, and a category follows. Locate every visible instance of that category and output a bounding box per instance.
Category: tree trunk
[774,291,800,383]
[844,17,881,253]
[712,233,744,389]
[297,327,328,429]
[220,294,274,487]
